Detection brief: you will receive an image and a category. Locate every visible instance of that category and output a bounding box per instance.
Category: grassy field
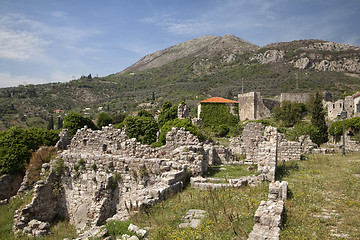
[278,153,360,239]
[130,183,269,240]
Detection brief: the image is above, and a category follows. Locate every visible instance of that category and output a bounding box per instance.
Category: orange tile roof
[200,97,238,104]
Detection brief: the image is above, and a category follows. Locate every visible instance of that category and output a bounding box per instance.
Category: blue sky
[0,0,359,88]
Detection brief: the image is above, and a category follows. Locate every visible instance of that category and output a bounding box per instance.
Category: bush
[124,114,159,145]
[0,126,59,175]
[215,125,230,137]
[273,101,306,127]
[63,112,98,138]
[155,118,206,146]
[97,112,113,128]
[158,101,178,127]
[285,122,318,141]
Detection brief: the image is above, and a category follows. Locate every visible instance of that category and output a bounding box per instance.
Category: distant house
[53,109,64,114]
[197,97,238,118]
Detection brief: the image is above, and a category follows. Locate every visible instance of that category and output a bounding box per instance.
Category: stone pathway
[178,209,207,228]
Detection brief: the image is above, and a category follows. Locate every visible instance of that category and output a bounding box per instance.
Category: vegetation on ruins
[63,112,98,138]
[200,103,239,136]
[0,127,59,175]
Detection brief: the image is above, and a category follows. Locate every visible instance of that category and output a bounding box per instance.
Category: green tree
[63,112,98,138]
[273,101,306,127]
[124,114,159,145]
[308,92,328,146]
[97,112,113,128]
[112,113,126,124]
[47,115,54,130]
[158,101,178,127]
[57,116,63,130]
[0,127,59,175]
[155,118,206,146]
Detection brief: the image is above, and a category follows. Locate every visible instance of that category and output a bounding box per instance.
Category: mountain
[118,35,259,74]
[1,35,360,131]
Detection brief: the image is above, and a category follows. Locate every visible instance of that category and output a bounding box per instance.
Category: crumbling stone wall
[248,181,288,240]
[13,125,212,235]
[274,93,310,104]
[0,174,23,201]
[230,122,303,166]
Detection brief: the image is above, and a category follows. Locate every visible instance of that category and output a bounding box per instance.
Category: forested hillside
[1,35,360,130]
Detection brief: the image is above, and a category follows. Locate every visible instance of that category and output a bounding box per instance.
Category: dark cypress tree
[47,115,54,130]
[308,92,328,147]
[57,116,63,130]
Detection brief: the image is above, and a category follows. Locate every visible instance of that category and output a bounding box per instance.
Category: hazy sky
[0,0,359,88]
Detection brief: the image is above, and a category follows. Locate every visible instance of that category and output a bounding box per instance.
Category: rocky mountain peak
[117,35,259,74]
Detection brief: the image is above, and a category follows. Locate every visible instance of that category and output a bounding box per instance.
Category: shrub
[63,112,98,138]
[273,101,306,127]
[53,157,64,176]
[97,112,113,128]
[124,114,159,145]
[285,122,318,141]
[0,126,59,175]
[215,125,230,137]
[158,101,178,127]
[155,118,206,147]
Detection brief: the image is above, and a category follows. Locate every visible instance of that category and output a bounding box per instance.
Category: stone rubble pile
[248,181,288,240]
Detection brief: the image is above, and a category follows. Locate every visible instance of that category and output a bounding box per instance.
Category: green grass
[278,153,360,239]
[0,191,77,240]
[129,183,269,240]
[204,165,258,179]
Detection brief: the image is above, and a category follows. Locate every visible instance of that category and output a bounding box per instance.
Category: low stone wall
[248,181,288,240]
[190,175,266,190]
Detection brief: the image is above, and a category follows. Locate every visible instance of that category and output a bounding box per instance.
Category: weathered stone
[0,174,24,201]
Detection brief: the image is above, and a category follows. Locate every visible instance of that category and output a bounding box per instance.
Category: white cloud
[0,71,79,88]
[0,13,103,61]
[0,15,50,60]
[0,72,46,88]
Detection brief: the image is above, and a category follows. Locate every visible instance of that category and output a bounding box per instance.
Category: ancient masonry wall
[230,122,304,166]
[238,92,271,121]
[248,181,288,240]
[13,126,221,235]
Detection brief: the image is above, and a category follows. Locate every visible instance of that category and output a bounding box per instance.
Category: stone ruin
[12,125,234,236]
[230,122,313,166]
[11,122,307,239]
